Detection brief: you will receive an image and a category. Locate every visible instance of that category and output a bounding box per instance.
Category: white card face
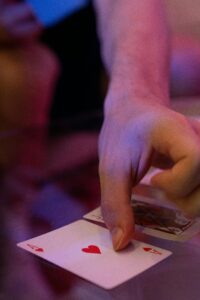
[17,220,172,290]
[83,197,200,242]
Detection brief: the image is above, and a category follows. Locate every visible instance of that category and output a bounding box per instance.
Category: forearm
[93,0,170,110]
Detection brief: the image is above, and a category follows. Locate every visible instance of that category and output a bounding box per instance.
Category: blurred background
[1,1,200,299]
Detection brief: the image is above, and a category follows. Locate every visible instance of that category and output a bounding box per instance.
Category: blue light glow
[27,0,89,26]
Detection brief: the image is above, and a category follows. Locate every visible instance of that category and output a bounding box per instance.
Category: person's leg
[170,35,200,97]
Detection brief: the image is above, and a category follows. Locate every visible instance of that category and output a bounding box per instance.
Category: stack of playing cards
[84,194,200,242]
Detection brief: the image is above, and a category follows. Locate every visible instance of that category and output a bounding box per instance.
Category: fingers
[100,168,135,251]
[99,135,135,250]
[99,110,200,251]
[188,117,200,135]
[150,113,200,197]
[169,185,200,217]
[151,116,200,217]
[151,151,200,197]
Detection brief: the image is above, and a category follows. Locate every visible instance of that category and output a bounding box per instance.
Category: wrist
[104,75,170,116]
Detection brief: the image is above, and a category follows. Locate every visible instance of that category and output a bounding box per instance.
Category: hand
[0,1,42,44]
[99,99,200,250]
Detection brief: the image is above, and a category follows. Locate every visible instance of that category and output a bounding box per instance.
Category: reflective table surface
[1,105,200,300]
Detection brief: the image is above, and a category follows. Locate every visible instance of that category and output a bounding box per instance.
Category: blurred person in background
[0,0,59,131]
[0,0,103,129]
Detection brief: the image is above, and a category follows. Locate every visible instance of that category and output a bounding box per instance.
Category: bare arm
[93,0,170,109]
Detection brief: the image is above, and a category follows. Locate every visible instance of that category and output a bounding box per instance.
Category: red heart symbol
[143,247,152,252]
[35,247,44,252]
[143,247,162,255]
[82,245,101,254]
[27,244,44,252]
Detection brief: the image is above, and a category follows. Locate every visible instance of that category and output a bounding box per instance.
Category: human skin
[93,0,200,250]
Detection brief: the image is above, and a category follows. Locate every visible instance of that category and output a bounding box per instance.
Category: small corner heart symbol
[35,247,44,252]
[27,244,44,252]
[143,247,162,255]
[82,245,101,254]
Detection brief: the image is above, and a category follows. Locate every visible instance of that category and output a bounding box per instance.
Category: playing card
[84,206,104,224]
[83,195,200,242]
[134,167,200,241]
[17,220,172,289]
[132,197,200,241]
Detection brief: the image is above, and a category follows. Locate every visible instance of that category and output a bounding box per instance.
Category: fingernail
[111,227,124,251]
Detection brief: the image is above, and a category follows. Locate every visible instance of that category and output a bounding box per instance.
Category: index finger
[99,157,134,251]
